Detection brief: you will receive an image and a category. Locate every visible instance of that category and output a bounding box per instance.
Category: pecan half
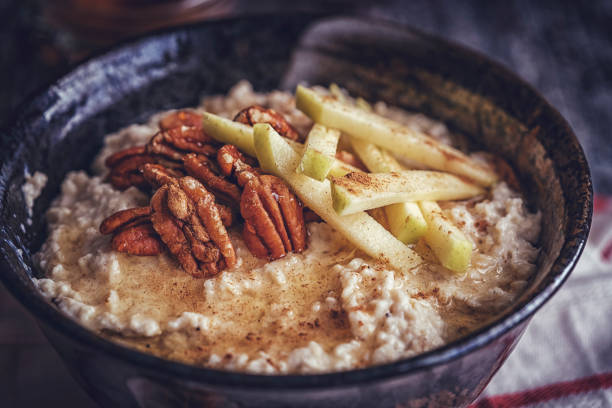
[216,144,260,187]
[150,177,236,277]
[141,164,233,227]
[234,105,302,142]
[105,120,217,191]
[99,207,164,256]
[241,175,306,260]
[159,110,203,131]
[105,146,149,169]
[147,127,217,161]
[99,206,152,234]
[105,146,160,191]
[112,223,164,256]
[141,163,183,189]
[183,153,242,204]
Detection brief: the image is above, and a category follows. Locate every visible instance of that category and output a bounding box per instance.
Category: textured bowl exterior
[0,15,591,408]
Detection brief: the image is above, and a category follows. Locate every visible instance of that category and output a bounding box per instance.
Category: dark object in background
[0,14,591,407]
[44,0,231,46]
[2,0,610,192]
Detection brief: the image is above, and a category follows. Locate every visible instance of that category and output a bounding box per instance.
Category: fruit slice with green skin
[419,201,472,274]
[296,85,498,187]
[350,138,428,244]
[350,138,400,173]
[329,84,372,112]
[327,162,353,178]
[297,124,340,181]
[202,112,258,157]
[382,203,427,245]
[253,123,422,271]
[202,112,359,177]
[330,170,484,216]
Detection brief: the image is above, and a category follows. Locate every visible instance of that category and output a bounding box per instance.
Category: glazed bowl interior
[0,13,591,394]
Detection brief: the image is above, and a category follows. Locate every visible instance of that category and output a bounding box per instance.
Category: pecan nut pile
[105,106,300,192]
[100,107,310,278]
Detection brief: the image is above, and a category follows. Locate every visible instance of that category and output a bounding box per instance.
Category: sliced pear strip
[419,201,472,274]
[350,138,400,173]
[202,112,359,177]
[202,112,258,157]
[331,170,484,216]
[383,203,428,245]
[253,123,422,271]
[297,124,340,181]
[296,86,497,186]
[329,84,372,112]
[350,138,428,244]
[327,162,354,178]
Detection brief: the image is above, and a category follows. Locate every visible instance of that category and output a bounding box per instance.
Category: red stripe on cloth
[602,240,612,262]
[593,195,610,213]
[471,372,612,408]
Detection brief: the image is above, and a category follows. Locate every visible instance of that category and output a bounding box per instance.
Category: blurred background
[0,0,610,406]
[1,0,610,192]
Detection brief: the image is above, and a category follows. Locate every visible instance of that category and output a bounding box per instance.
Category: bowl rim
[0,13,592,390]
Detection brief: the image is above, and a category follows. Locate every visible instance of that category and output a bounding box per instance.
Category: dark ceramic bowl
[0,14,592,408]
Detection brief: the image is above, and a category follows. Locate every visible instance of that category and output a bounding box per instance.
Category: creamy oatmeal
[34,81,540,374]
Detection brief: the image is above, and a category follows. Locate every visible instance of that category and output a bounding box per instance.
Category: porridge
[33,81,540,374]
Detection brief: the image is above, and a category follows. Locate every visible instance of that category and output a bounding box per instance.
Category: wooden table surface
[1,1,610,406]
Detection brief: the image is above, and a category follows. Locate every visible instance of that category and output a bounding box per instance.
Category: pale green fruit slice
[296,85,497,187]
[202,112,359,177]
[327,162,354,178]
[419,201,472,274]
[297,124,340,181]
[350,138,400,173]
[383,203,428,245]
[350,138,427,244]
[202,112,258,157]
[330,170,484,215]
[253,123,422,271]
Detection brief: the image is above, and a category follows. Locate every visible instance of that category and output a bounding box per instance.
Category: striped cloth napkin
[472,195,612,407]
